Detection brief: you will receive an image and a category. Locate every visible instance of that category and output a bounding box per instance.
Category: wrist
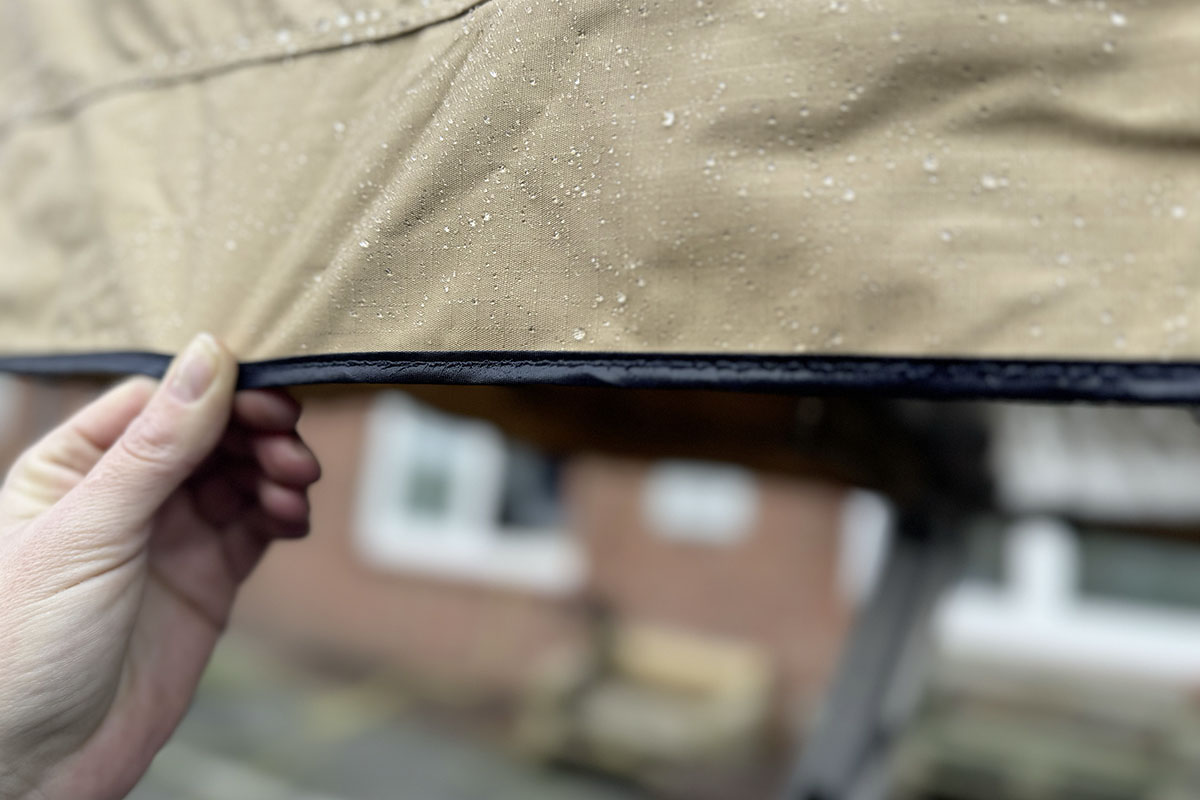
[0,765,39,800]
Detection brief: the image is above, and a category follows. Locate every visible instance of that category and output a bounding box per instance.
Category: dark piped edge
[2,350,1199,404]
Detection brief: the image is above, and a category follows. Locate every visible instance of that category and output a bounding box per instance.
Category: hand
[0,334,321,800]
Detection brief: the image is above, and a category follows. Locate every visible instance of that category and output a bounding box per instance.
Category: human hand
[0,334,321,800]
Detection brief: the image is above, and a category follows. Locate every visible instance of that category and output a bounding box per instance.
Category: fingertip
[251,434,322,487]
[120,374,159,396]
[233,389,302,433]
[269,519,311,540]
[258,480,310,524]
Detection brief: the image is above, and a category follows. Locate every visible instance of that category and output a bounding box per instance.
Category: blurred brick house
[0,377,856,749]
[235,389,854,734]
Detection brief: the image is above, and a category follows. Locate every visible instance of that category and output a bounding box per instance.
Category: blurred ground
[127,634,645,800]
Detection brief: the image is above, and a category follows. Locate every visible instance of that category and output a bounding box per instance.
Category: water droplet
[980,173,1003,190]
[615,292,627,304]
[842,188,857,202]
[333,120,346,134]
[224,239,237,251]
[572,328,586,341]
[939,229,954,243]
[922,154,940,173]
[359,239,370,248]
[1171,205,1188,219]
[1110,12,1127,27]
[661,110,676,127]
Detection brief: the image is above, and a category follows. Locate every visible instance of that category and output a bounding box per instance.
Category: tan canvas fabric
[1,0,1199,362]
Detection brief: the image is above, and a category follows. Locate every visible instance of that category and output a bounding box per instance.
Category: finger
[257,515,310,540]
[219,464,311,526]
[233,389,301,433]
[249,433,321,487]
[221,508,307,586]
[216,426,254,459]
[53,333,239,550]
[189,472,253,528]
[0,378,155,517]
[258,481,310,524]
[222,521,274,585]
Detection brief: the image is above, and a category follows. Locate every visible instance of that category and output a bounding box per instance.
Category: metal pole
[785,509,961,800]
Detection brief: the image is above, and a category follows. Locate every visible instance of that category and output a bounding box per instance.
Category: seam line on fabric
[0,0,495,136]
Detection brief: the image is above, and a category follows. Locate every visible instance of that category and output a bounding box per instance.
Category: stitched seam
[0,0,493,133]
[4,351,1200,403]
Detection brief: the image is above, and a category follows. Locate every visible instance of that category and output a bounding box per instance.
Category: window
[355,393,584,594]
[934,518,1200,683]
[1077,527,1200,612]
[960,516,1007,587]
[642,460,758,546]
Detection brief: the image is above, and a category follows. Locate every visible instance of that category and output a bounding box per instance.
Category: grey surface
[785,514,961,800]
[126,636,643,800]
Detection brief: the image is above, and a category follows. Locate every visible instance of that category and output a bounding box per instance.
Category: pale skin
[0,334,321,800]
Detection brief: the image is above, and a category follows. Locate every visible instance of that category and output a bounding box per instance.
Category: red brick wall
[571,456,851,725]
[235,392,852,725]
[233,392,587,694]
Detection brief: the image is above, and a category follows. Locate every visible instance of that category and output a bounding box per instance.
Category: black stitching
[3,350,1200,404]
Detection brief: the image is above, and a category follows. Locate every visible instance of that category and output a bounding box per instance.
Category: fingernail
[169,333,219,403]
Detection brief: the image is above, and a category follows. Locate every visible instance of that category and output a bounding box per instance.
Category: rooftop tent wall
[2,0,1199,399]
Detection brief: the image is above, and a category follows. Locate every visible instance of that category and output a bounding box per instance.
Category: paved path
[128,636,644,800]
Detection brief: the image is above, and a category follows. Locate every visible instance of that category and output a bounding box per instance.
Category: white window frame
[937,518,1200,685]
[837,493,1200,685]
[354,392,584,595]
[642,460,759,547]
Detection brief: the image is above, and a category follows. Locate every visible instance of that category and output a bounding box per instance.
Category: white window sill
[355,521,585,595]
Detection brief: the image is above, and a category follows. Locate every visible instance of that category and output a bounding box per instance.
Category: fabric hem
[2,350,1199,404]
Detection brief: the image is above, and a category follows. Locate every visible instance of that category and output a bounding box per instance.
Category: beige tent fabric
[1,0,1199,362]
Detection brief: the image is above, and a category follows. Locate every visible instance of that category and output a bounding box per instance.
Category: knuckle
[117,413,182,471]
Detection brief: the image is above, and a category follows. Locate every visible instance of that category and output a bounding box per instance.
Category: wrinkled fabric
[1,0,1199,363]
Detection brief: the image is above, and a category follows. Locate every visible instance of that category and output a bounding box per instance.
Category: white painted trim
[936,518,1200,686]
[991,404,1200,522]
[642,460,758,546]
[837,489,893,606]
[354,392,584,595]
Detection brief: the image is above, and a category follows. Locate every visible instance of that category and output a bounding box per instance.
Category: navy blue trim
[2,350,1200,403]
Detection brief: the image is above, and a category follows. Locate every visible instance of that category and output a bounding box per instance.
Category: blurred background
[6,374,1200,800]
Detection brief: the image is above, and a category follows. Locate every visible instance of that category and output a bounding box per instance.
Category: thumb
[53,333,238,547]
